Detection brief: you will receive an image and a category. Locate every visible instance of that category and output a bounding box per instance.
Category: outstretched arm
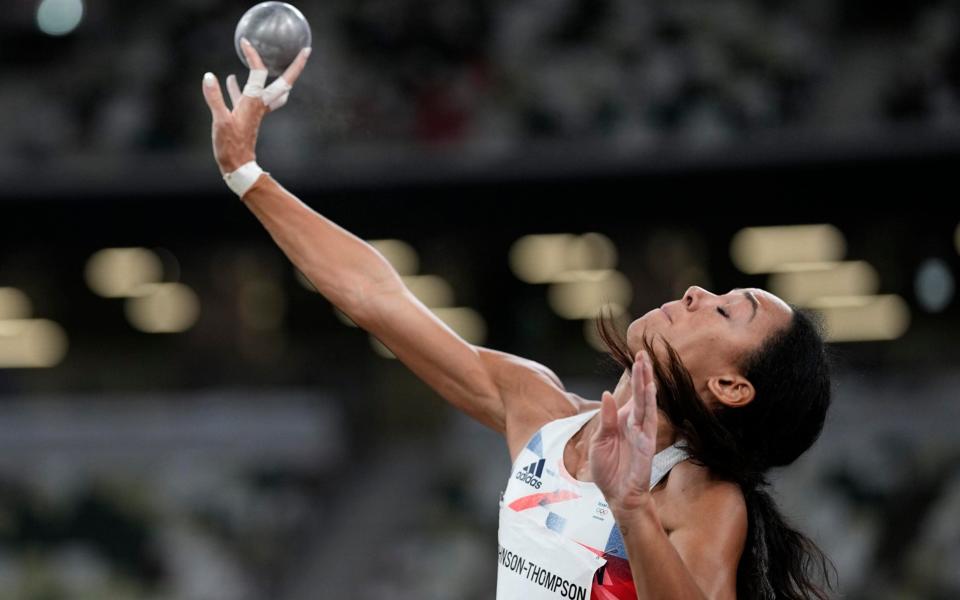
[200,42,575,438]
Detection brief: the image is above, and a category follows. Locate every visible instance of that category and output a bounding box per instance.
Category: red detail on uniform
[590,554,636,599]
[508,490,581,511]
[575,543,637,599]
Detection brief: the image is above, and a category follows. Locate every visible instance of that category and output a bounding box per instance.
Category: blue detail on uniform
[526,431,544,458]
[546,511,567,533]
[604,523,627,558]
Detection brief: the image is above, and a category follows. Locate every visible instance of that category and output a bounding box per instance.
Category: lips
[660,305,673,323]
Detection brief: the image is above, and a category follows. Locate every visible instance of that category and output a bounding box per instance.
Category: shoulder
[657,461,746,600]
[664,460,747,528]
[660,460,748,575]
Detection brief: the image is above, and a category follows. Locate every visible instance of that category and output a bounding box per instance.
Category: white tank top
[497,407,691,600]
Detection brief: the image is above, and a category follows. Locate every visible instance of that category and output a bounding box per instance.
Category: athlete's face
[626,286,793,409]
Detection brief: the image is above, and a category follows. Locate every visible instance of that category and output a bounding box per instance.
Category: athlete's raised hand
[201,38,311,174]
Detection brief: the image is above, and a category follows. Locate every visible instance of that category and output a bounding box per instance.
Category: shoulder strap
[649,442,691,489]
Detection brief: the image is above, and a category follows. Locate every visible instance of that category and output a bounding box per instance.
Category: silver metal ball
[234,2,312,78]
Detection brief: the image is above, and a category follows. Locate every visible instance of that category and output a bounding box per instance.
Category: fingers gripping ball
[227,36,310,115]
[225,71,287,112]
[226,48,294,113]
[235,2,312,78]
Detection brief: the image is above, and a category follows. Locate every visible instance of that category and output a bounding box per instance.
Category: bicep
[355,288,574,437]
[357,287,506,431]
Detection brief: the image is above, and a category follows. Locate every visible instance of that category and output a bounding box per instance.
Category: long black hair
[596,305,838,599]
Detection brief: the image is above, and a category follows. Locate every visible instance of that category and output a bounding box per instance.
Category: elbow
[344,275,405,328]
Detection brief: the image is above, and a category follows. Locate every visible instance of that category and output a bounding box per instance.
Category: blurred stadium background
[1,0,959,598]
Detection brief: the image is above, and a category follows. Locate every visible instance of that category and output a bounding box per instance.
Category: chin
[625,317,639,344]
[626,315,652,354]
[628,314,674,357]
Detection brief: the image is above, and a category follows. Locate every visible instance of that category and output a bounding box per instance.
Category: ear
[706,373,755,408]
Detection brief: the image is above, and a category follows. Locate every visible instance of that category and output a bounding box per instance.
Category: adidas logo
[515,458,545,489]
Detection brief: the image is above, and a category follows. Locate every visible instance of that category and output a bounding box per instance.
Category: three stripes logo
[515,458,545,489]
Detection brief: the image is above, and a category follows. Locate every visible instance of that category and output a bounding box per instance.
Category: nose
[681,285,713,310]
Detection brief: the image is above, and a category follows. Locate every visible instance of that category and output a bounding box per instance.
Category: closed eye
[717,306,729,318]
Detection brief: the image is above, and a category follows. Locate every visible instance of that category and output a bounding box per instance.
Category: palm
[589,351,658,512]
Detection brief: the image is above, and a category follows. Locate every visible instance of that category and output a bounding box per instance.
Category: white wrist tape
[223,161,265,197]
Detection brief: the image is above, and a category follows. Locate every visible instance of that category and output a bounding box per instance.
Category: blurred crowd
[2,0,960,167]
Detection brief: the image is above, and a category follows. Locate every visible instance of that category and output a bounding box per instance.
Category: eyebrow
[731,288,759,322]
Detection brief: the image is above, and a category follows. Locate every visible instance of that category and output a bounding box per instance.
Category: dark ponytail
[596,306,838,599]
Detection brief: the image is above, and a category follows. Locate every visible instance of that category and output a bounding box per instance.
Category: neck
[617,367,678,451]
[578,369,679,454]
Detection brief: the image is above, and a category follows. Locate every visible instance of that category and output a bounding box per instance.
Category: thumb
[202,73,230,122]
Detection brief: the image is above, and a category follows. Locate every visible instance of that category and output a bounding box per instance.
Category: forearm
[615,501,707,600]
[241,173,404,316]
